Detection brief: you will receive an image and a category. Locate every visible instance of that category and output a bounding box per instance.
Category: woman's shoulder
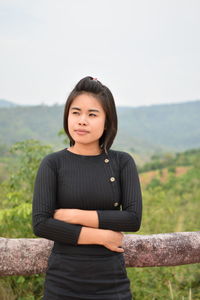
[39,148,66,169]
[108,149,136,166]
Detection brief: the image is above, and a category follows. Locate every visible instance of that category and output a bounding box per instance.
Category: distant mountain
[0,100,199,160]
[116,100,200,154]
[0,99,19,108]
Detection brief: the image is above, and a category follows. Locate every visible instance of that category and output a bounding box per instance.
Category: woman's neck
[68,144,102,156]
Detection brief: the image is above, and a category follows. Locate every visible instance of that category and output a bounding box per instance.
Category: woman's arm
[32,156,82,245]
[78,227,125,253]
[95,154,142,232]
[53,209,99,228]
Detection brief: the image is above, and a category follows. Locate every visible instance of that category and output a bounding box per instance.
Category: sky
[0,0,200,107]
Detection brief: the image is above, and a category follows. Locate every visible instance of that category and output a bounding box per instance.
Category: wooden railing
[0,232,200,276]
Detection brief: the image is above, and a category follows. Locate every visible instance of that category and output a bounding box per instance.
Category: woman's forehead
[70,94,104,110]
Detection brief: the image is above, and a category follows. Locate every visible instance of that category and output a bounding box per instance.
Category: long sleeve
[32,156,83,245]
[96,155,142,232]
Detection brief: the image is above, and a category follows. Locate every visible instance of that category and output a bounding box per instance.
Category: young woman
[32,76,142,300]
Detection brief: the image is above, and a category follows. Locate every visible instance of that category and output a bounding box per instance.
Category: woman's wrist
[77,227,106,245]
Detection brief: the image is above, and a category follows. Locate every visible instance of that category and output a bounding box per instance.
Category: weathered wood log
[124,232,200,267]
[0,232,200,276]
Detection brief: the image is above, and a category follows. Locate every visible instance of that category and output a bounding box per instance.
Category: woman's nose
[78,115,88,125]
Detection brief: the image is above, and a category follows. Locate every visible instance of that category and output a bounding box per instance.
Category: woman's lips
[75,130,89,135]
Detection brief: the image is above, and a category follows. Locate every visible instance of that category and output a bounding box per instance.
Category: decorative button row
[104,160,116,207]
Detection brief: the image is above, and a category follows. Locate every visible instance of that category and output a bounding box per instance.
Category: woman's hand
[53,208,79,224]
[100,229,125,253]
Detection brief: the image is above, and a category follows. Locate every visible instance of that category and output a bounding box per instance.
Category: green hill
[116,100,200,152]
[0,100,199,159]
[0,99,18,108]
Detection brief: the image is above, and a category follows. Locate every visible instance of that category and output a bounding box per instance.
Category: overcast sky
[0,0,200,107]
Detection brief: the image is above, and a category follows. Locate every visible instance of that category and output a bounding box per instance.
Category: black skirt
[42,251,133,300]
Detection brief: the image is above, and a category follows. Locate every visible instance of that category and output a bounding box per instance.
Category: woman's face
[68,93,106,148]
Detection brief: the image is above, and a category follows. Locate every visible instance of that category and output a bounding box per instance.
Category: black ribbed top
[32,148,142,256]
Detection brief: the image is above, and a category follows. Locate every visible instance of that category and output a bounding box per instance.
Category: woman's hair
[63,76,118,153]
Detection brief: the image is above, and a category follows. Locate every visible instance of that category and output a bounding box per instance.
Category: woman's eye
[71,112,96,117]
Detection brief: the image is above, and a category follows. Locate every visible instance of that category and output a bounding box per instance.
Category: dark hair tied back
[75,76,104,93]
[63,76,118,153]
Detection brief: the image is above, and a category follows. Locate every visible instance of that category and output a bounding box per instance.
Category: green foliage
[0,141,9,157]
[0,274,45,300]
[168,166,176,173]
[0,105,65,149]
[128,151,200,299]
[0,203,33,238]
[146,178,161,190]
[57,128,70,145]
[128,264,200,299]
[0,139,53,299]
[139,148,200,173]
[0,140,53,238]
[141,165,200,234]
[3,139,52,207]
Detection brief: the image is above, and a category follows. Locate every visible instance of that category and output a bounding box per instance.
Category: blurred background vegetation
[0,100,200,299]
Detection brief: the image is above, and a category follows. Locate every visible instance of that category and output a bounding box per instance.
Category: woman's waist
[52,242,118,257]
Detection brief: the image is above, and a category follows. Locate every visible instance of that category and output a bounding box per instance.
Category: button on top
[114,202,119,207]
[104,158,109,163]
[110,177,115,182]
